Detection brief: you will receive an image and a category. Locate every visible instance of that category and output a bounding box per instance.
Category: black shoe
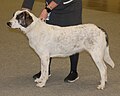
[33,71,51,79]
[64,71,79,83]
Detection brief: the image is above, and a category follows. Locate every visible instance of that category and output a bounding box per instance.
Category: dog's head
[7,10,36,32]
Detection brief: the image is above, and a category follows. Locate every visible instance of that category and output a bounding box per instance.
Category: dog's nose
[7,22,12,27]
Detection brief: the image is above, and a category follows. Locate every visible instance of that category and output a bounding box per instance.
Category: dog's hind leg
[89,50,107,90]
[35,54,50,87]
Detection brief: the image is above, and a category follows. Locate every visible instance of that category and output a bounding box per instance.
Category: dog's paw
[34,78,42,83]
[97,84,105,90]
[36,82,45,87]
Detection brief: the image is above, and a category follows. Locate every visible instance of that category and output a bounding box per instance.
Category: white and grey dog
[7,10,115,90]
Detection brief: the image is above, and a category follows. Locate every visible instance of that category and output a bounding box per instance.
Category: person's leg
[64,53,79,82]
[33,58,52,79]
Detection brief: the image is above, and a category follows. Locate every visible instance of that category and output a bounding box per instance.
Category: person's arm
[21,0,35,10]
[40,1,59,20]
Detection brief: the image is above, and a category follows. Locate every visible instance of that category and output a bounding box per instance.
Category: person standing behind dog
[22,0,82,82]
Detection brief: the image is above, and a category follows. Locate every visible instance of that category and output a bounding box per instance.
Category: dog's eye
[16,15,20,20]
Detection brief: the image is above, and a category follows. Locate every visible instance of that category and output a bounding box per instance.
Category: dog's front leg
[35,55,50,87]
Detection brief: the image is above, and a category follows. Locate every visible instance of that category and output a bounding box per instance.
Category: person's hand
[39,9,48,21]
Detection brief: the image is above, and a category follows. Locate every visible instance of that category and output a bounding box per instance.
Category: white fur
[8,10,115,89]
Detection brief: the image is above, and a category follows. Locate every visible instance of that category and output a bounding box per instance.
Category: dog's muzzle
[7,22,12,27]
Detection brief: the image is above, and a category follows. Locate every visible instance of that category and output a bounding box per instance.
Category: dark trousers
[48,53,79,74]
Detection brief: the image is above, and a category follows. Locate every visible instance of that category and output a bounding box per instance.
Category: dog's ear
[16,11,33,28]
[24,11,33,27]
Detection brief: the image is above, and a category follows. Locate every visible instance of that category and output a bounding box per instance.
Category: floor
[0,0,120,96]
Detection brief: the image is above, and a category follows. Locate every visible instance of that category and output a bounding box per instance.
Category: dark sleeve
[53,0,62,4]
[21,0,35,10]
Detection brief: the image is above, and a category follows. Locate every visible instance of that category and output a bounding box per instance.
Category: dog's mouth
[7,22,20,30]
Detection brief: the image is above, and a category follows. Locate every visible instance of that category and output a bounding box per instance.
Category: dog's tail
[104,46,115,68]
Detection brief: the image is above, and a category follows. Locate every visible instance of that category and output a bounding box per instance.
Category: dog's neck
[22,18,41,34]
[25,18,48,37]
